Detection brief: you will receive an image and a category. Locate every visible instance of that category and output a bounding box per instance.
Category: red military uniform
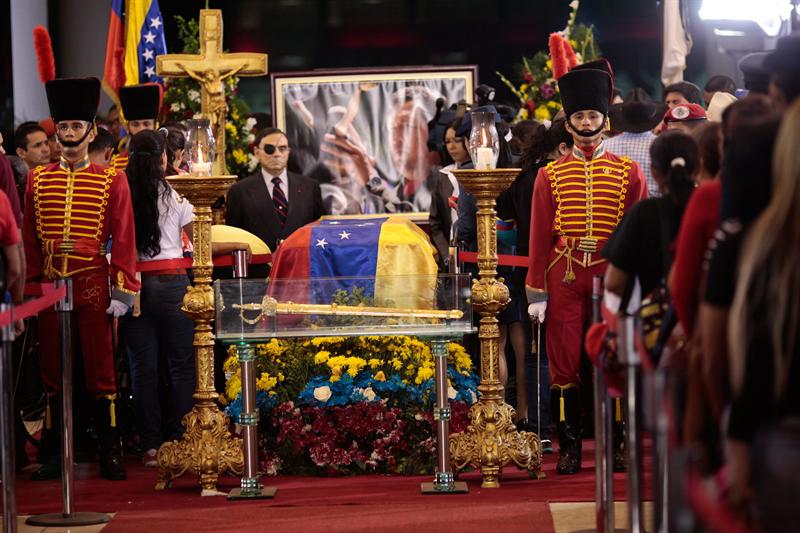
[527,146,646,388]
[23,156,140,395]
[111,150,128,173]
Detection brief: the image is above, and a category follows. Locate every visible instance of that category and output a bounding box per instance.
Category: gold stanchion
[156,175,244,493]
[448,168,542,488]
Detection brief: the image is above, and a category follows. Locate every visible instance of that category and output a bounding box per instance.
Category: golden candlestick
[448,168,542,488]
[155,175,243,493]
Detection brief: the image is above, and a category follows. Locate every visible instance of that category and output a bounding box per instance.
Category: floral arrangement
[496,0,601,123]
[223,335,479,475]
[160,16,259,178]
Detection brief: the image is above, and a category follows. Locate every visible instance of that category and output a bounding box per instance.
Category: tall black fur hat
[558,59,614,118]
[45,77,101,123]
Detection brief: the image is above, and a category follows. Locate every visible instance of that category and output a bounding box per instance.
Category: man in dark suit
[226,127,325,254]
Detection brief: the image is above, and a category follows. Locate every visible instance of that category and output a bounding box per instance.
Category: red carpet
[14,441,650,532]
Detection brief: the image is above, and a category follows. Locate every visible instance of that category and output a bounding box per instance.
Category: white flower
[569,0,579,9]
[246,133,255,143]
[247,153,259,172]
[313,385,332,402]
[362,387,376,401]
[414,413,423,421]
[170,102,181,112]
[303,424,312,432]
[448,385,457,400]
[192,112,202,120]
[245,117,257,130]
[188,89,200,102]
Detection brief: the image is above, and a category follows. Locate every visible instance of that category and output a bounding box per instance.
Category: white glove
[106,299,130,318]
[528,301,547,323]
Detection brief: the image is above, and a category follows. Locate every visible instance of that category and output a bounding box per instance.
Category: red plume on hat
[563,39,579,70]
[33,26,56,84]
[549,33,569,80]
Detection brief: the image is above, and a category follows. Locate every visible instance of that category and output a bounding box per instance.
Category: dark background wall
[1,0,753,148]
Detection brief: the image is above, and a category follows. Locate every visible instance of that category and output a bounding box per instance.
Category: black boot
[95,396,126,481]
[31,395,61,481]
[612,398,626,473]
[551,387,582,475]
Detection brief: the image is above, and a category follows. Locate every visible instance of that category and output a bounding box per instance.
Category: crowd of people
[2,28,800,531]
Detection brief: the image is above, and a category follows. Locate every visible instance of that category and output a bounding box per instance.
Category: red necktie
[271,177,288,226]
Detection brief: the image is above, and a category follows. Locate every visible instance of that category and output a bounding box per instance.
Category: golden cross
[156,9,268,175]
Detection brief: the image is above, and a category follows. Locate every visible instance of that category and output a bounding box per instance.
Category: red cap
[663,103,707,124]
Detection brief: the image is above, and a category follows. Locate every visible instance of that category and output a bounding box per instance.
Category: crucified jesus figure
[178,62,245,171]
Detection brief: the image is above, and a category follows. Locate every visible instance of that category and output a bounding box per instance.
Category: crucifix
[157,9,268,175]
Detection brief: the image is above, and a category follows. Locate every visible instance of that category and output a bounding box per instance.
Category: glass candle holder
[468,111,499,170]
[186,118,215,176]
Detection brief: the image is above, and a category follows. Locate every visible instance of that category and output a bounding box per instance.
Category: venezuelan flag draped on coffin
[268,216,438,309]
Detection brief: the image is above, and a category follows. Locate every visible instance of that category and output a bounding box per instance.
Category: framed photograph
[271,66,477,215]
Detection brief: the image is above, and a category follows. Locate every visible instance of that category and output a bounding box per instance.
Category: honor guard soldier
[526,60,647,475]
[111,83,162,172]
[23,77,140,481]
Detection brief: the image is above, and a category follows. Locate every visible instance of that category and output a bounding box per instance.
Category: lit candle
[192,153,213,176]
[475,147,495,170]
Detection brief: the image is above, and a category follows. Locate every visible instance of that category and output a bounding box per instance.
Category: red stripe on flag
[102,0,125,102]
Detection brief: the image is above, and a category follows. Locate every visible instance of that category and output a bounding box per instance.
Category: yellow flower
[314,350,330,364]
[391,358,402,371]
[225,374,241,401]
[330,374,340,383]
[232,148,247,165]
[535,105,551,122]
[415,366,435,384]
[520,83,529,93]
[547,100,561,109]
[256,372,278,391]
[519,108,530,120]
[546,59,553,70]
[374,371,386,382]
[368,358,381,369]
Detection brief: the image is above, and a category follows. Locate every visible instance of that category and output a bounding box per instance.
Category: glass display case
[215,274,474,341]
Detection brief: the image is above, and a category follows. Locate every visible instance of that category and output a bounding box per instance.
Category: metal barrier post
[422,337,468,494]
[228,251,276,500]
[590,277,615,533]
[619,315,643,533]
[27,278,110,526]
[1,301,17,533]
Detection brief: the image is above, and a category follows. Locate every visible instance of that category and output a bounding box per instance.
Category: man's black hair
[254,127,287,148]
[663,81,704,105]
[704,75,737,95]
[89,127,116,153]
[13,122,46,151]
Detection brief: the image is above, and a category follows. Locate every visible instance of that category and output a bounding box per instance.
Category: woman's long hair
[127,130,170,257]
[159,123,186,176]
[649,130,698,217]
[517,119,573,175]
[730,100,800,400]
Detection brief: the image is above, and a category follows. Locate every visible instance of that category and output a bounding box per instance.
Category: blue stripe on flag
[137,0,167,83]
[309,219,387,302]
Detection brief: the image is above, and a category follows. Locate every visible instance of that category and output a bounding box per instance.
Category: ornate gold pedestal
[156,175,244,493]
[448,169,543,488]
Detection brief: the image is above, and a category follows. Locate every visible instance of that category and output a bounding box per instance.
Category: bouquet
[496,0,601,123]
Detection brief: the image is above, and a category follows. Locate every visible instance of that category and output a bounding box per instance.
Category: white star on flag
[144,31,156,44]
[339,231,351,240]
[315,238,328,249]
[144,65,156,78]
[150,17,162,29]
[142,49,154,61]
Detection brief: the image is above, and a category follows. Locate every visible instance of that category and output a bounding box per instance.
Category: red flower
[523,71,534,84]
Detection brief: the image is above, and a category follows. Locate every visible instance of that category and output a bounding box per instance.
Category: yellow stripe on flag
[374,217,438,309]
[124,0,152,87]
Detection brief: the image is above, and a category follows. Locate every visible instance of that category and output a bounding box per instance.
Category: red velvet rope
[0,283,67,327]
[458,251,529,268]
[135,253,272,272]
